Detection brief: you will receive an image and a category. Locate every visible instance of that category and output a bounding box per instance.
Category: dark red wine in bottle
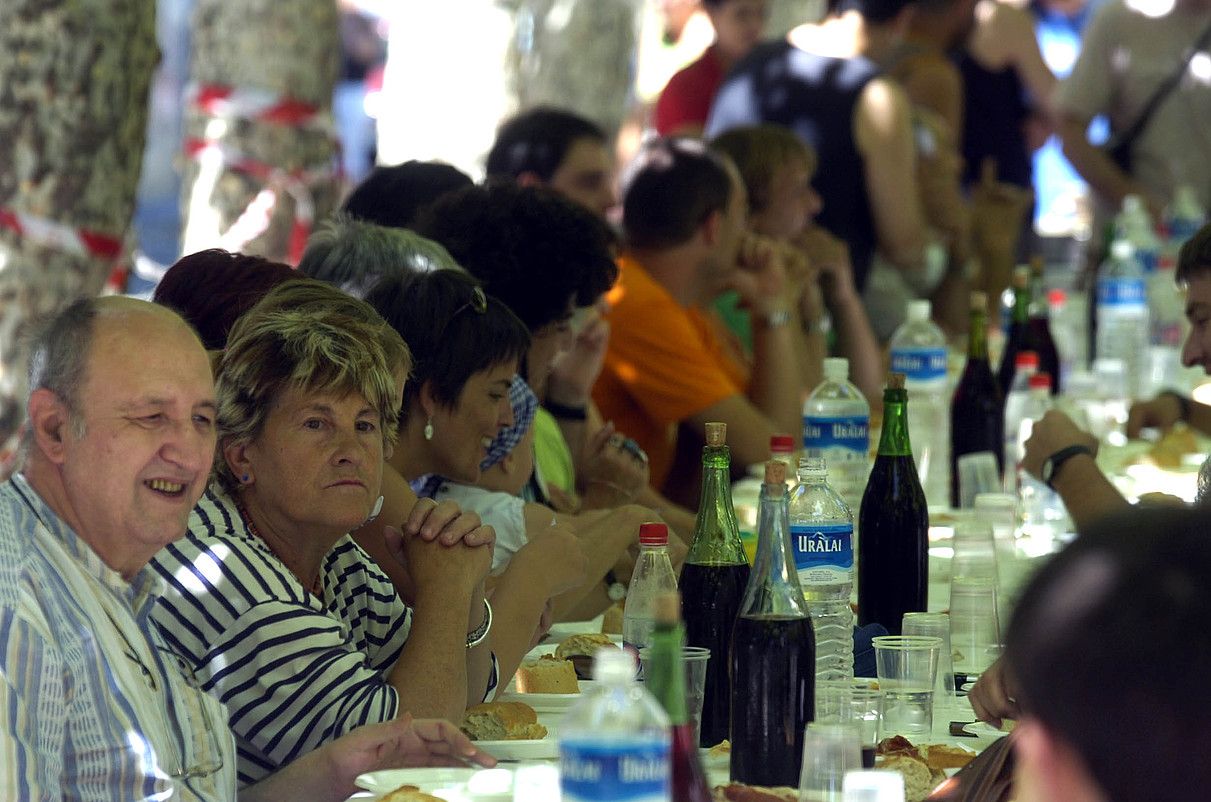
[679,561,750,747]
[729,461,815,788]
[670,722,713,802]
[680,422,751,748]
[858,374,928,635]
[729,613,816,787]
[951,291,1004,507]
[1028,256,1062,395]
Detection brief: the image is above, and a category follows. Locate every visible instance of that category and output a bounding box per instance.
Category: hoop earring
[424,418,434,441]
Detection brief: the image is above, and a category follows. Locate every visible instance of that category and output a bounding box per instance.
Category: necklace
[233,493,324,597]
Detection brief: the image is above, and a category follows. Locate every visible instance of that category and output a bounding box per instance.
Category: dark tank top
[955,50,1032,189]
[707,40,882,290]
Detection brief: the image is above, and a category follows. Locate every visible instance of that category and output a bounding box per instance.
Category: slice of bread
[514,655,579,694]
[878,754,936,802]
[460,701,548,741]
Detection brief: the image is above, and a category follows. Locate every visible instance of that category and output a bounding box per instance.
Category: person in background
[1003,507,1211,802]
[149,281,497,785]
[596,137,806,505]
[484,107,618,219]
[2,295,494,800]
[710,124,884,402]
[1056,0,1211,224]
[299,214,461,298]
[152,249,298,351]
[707,0,945,302]
[970,221,1211,725]
[365,269,595,676]
[654,0,770,137]
[341,160,473,231]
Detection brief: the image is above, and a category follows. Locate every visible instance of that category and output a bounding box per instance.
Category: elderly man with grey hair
[298,214,460,298]
[0,295,493,801]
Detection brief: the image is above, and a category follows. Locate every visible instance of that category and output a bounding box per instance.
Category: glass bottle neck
[688,445,746,564]
[876,388,913,457]
[740,481,808,618]
[1013,285,1030,323]
[646,622,689,724]
[967,308,989,361]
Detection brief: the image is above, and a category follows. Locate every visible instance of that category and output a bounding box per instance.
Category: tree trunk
[0,0,158,476]
[179,0,341,265]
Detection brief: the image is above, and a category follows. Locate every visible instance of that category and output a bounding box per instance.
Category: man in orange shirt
[595,137,805,502]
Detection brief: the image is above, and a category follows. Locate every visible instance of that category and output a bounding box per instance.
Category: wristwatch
[605,570,627,602]
[1041,444,1094,489]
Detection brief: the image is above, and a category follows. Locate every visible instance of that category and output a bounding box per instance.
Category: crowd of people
[4,0,1211,800]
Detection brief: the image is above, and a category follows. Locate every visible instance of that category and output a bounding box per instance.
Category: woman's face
[430,361,518,483]
[234,384,386,537]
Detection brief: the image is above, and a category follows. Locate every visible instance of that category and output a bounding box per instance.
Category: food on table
[555,633,619,678]
[378,786,446,802]
[876,735,976,801]
[514,655,579,694]
[707,739,732,758]
[1145,423,1200,469]
[459,701,548,741]
[710,783,798,801]
[601,600,625,634]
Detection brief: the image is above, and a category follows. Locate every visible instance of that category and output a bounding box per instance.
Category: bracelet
[545,400,587,421]
[465,599,492,649]
[1161,389,1191,422]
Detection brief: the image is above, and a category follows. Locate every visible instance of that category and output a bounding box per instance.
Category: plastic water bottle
[788,456,855,685]
[1096,240,1150,400]
[803,358,870,515]
[1115,194,1161,273]
[889,300,950,506]
[623,523,679,656]
[560,649,671,802]
[1002,351,1038,491]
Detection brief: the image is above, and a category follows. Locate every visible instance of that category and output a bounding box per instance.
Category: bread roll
[460,701,547,741]
[514,655,579,694]
[554,633,617,660]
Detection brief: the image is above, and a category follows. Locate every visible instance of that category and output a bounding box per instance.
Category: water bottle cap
[1028,372,1052,389]
[1111,239,1135,259]
[592,647,638,682]
[906,300,931,321]
[1048,288,1066,307]
[770,434,796,454]
[1015,351,1039,369]
[638,522,668,546]
[1123,194,1144,214]
[823,357,850,380]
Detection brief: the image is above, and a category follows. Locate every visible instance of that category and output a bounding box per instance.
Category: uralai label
[803,415,869,454]
[890,346,947,382]
[561,740,670,802]
[791,523,854,585]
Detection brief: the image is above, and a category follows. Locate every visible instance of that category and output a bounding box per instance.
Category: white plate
[496,689,582,713]
[355,766,514,800]
[545,616,604,641]
[476,737,561,761]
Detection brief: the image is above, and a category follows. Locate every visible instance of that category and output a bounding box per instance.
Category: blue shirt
[0,475,236,801]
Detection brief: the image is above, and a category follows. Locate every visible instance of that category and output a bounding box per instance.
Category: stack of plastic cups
[973,493,1020,619]
[949,519,1002,679]
[902,612,955,727]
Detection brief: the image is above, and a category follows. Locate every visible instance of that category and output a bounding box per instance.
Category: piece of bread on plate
[554,633,617,660]
[459,701,548,741]
[378,786,446,802]
[514,655,579,694]
[920,743,977,770]
[711,783,797,801]
[601,601,625,635]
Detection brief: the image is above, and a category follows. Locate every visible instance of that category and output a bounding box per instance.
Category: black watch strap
[1044,444,1094,489]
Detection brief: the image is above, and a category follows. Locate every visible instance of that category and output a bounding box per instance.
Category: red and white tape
[187,82,334,133]
[0,207,123,261]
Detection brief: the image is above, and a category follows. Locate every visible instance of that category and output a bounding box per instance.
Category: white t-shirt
[433,481,529,574]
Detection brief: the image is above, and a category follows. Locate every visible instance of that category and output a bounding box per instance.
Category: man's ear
[417,379,439,420]
[27,388,72,464]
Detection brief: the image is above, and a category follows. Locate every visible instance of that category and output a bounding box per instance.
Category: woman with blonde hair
[149,279,496,786]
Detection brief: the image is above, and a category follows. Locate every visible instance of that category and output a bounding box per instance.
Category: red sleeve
[654,58,717,135]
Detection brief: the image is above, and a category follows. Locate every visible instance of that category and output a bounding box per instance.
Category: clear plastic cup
[872,635,941,740]
[639,646,709,746]
[799,723,863,802]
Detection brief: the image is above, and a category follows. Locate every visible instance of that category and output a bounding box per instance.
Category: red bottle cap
[1029,372,1052,389]
[639,522,669,546]
[1015,351,1039,369]
[770,434,795,454]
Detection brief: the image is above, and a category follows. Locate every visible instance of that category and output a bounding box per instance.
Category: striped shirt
[151,485,471,785]
[0,475,236,802]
